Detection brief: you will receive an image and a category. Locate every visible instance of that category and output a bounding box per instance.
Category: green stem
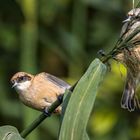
[20,98,63,138]
[102,27,140,63]
[117,28,140,48]
[20,84,76,138]
[20,113,46,138]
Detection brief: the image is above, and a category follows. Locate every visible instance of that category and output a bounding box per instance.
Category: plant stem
[102,27,140,63]
[20,84,76,138]
[20,113,46,138]
[20,98,63,138]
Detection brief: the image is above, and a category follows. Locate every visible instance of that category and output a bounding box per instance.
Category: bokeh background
[0,0,140,140]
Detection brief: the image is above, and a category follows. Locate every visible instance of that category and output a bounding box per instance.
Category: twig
[20,84,76,138]
[102,27,140,63]
[101,1,140,63]
[20,99,63,138]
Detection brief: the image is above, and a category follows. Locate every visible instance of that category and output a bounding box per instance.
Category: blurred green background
[0,0,140,140]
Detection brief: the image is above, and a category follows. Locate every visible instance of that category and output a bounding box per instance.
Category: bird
[10,72,71,115]
[114,8,140,111]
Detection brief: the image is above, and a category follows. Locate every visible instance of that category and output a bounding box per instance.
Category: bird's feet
[57,94,63,103]
[44,108,51,117]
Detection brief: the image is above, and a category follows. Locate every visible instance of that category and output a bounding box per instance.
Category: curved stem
[20,99,62,138]
[101,27,140,63]
[20,84,76,138]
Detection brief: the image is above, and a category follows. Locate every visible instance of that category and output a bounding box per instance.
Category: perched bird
[115,8,140,111]
[10,72,70,115]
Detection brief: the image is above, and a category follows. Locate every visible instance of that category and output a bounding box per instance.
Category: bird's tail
[121,78,140,112]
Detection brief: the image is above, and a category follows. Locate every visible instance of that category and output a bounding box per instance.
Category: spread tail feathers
[121,79,140,112]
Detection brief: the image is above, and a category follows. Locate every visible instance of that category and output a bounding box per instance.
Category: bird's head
[123,8,140,22]
[10,72,34,93]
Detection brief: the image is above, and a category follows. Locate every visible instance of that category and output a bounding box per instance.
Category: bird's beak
[12,82,18,88]
[123,16,132,23]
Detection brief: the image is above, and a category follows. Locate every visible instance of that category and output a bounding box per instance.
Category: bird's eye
[18,76,26,82]
[18,75,31,83]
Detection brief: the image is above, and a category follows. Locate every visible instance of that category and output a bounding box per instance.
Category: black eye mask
[17,75,31,83]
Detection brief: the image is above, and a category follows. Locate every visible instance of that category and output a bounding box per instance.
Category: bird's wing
[43,73,71,89]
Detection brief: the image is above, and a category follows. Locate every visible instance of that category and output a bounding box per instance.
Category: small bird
[115,8,140,111]
[10,72,71,115]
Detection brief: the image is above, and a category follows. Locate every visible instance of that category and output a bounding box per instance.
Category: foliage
[0,58,106,139]
[59,59,106,140]
[0,126,24,140]
[0,0,140,140]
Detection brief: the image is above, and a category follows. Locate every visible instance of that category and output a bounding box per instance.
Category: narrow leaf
[59,58,107,140]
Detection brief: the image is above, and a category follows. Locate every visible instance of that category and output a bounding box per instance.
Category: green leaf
[0,125,24,140]
[59,58,107,140]
[61,89,72,119]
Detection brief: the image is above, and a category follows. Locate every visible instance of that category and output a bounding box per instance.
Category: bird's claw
[57,94,63,103]
[44,108,51,117]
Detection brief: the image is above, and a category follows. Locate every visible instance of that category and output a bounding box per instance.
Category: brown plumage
[11,72,70,114]
[115,8,140,111]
